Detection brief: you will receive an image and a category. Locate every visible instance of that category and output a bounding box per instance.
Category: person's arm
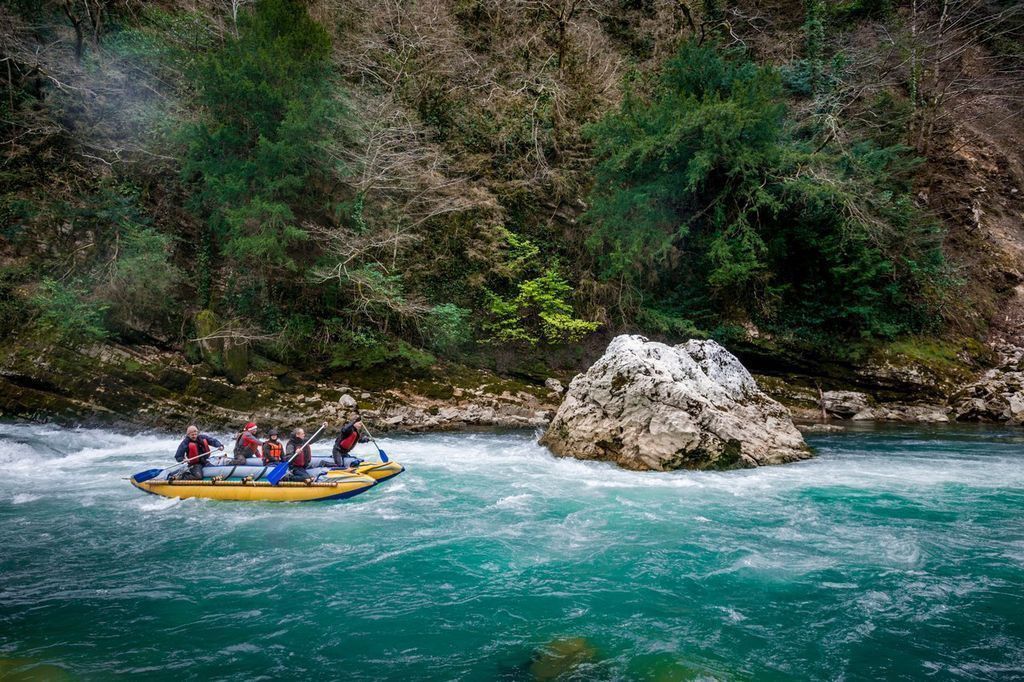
[243,433,262,457]
[174,439,187,462]
[206,436,223,450]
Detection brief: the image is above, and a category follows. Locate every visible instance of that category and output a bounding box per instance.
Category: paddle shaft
[134,445,225,483]
[360,425,389,463]
[266,424,328,485]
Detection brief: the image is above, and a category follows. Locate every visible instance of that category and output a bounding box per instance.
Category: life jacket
[186,437,211,464]
[289,440,311,468]
[234,432,260,460]
[263,439,284,463]
[336,430,359,455]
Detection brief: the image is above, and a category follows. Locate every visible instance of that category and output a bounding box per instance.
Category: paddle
[133,446,224,483]
[267,424,326,485]
[361,425,390,463]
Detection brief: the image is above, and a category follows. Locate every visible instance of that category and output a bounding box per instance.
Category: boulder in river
[528,637,598,681]
[539,335,811,470]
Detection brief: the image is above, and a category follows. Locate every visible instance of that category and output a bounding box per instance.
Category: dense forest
[2,0,1023,387]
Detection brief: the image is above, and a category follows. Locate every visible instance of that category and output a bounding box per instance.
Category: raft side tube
[129,473,377,502]
[327,461,405,483]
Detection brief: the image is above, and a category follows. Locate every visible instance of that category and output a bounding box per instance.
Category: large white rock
[539,335,811,470]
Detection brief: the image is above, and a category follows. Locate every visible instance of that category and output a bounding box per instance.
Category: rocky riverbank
[0,339,560,433]
[1,334,1020,434]
[754,343,1024,427]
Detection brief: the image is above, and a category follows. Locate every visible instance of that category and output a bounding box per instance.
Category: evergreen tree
[183,0,332,302]
[585,41,946,341]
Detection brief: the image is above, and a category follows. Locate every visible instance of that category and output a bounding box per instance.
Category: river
[1,422,1022,680]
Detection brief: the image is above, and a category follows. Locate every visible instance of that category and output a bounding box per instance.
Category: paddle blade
[377,447,389,463]
[132,469,163,483]
[267,462,289,485]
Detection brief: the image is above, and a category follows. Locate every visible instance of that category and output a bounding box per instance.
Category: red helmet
[244,422,258,431]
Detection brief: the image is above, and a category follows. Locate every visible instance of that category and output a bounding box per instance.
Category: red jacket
[234,432,263,460]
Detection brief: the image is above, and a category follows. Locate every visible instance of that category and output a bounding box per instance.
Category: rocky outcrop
[544,378,565,395]
[539,335,811,470]
[755,345,1023,426]
[952,345,1024,425]
[821,390,872,419]
[821,390,950,422]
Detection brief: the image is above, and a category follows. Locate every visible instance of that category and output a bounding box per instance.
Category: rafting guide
[330,415,367,468]
[130,417,403,502]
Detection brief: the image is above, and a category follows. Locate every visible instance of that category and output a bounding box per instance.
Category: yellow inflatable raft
[130,471,377,502]
[340,461,405,483]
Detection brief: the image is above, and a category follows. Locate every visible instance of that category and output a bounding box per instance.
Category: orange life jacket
[263,439,284,463]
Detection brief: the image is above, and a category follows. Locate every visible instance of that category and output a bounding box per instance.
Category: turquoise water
[1,423,1023,680]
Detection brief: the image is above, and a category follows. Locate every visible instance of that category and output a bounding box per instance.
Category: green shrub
[0,268,30,338]
[636,305,705,340]
[265,314,317,366]
[99,225,184,335]
[329,329,436,373]
[31,279,108,346]
[424,303,472,355]
[485,268,599,346]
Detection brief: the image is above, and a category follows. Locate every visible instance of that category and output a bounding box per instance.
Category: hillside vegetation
[2,0,1022,386]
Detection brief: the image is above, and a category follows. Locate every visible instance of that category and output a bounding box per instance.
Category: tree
[60,0,111,62]
[182,0,333,304]
[485,267,599,345]
[585,41,946,340]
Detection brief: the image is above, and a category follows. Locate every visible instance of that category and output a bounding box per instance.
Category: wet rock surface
[0,340,558,433]
[952,345,1024,425]
[539,335,811,470]
[756,345,1022,427]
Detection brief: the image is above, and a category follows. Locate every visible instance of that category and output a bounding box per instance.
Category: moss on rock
[222,339,249,385]
[193,309,224,371]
